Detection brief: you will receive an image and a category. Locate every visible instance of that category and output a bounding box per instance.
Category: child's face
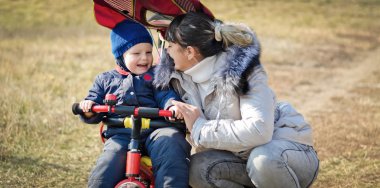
[123,43,153,75]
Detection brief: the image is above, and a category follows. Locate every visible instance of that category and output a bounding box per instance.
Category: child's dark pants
[88,127,191,188]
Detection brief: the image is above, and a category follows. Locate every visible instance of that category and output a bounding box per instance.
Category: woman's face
[123,43,153,75]
[167,42,196,71]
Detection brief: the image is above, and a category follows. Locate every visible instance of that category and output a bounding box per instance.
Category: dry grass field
[1,0,379,187]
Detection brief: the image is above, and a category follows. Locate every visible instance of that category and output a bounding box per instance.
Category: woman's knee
[189,151,213,175]
[246,145,285,179]
[189,152,215,188]
[190,150,248,188]
[246,141,318,188]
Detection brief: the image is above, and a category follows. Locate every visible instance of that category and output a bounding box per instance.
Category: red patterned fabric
[94,2,126,29]
[93,0,213,31]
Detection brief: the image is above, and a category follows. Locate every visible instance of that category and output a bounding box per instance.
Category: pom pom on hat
[111,20,153,59]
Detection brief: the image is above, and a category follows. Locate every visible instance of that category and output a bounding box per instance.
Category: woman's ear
[186,46,197,61]
[186,46,204,63]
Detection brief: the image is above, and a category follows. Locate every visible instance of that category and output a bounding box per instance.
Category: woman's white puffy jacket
[154,30,313,156]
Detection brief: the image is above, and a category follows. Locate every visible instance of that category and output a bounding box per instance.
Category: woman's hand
[171,100,201,133]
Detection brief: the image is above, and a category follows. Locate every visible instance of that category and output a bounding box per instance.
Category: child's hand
[168,105,184,121]
[79,100,96,118]
[79,100,95,112]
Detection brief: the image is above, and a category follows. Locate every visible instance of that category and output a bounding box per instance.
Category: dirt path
[296,47,380,116]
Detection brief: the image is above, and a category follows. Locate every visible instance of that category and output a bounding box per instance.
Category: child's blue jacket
[80,67,180,124]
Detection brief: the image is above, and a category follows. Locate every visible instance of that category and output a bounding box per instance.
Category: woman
[154,12,319,188]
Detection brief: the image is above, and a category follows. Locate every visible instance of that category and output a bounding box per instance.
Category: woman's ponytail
[214,22,253,48]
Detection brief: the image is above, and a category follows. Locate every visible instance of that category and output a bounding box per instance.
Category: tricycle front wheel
[115,179,146,188]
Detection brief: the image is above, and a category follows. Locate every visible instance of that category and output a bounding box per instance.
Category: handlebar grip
[72,103,83,115]
[138,107,160,118]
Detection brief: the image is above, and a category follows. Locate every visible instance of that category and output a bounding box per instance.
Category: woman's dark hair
[166,12,253,58]
[166,12,223,57]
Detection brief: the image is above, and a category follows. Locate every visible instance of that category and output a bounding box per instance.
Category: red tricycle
[72,94,185,188]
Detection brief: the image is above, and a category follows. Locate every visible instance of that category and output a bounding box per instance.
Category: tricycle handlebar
[72,103,173,118]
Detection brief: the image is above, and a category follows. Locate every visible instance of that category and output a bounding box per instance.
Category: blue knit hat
[111,20,153,59]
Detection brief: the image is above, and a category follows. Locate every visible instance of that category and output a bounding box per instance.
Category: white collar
[184,55,217,83]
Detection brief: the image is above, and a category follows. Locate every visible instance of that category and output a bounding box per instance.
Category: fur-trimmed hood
[154,30,261,96]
